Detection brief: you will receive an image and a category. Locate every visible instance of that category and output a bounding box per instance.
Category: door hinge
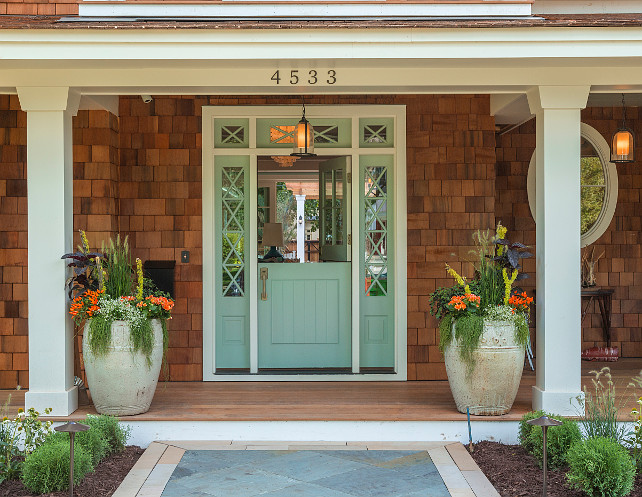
[348,234,352,245]
[347,173,352,184]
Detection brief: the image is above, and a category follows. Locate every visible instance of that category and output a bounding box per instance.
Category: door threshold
[258,368,352,375]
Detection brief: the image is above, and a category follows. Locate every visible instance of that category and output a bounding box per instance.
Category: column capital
[17,87,81,115]
[527,85,590,113]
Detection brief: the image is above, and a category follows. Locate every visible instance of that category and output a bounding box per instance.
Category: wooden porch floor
[1,359,640,422]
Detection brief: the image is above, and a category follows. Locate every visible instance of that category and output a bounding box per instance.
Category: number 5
[290,70,299,84]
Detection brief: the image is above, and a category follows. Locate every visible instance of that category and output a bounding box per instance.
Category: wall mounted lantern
[291,100,316,157]
[611,94,635,163]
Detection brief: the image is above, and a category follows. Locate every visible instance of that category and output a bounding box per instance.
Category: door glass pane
[334,170,344,245]
[580,137,607,235]
[221,166,245,297]
[364,166,388,296]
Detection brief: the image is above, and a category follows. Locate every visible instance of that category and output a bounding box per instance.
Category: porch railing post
[527,85,589,416]
[18,87,80,417]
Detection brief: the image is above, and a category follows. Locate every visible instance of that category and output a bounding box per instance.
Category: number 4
[271,70,281,84]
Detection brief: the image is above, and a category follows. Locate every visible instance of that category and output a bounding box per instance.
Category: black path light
[54,421,90,497]
[526,416,562,497]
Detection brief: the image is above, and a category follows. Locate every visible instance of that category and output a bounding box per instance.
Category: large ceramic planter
[83,319,163,416]
[444,319,525,416]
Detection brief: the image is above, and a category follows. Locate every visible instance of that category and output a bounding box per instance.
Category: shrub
[528,416,582,469]
[581,367,630,444]
[566,437,636,497]
[518,410,546,452]
[48,425,109,466]
[21,439,93,494]
[83,414,129,455]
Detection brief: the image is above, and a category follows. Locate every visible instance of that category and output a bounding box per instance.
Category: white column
[18,87,80,416]
[527,85,589,416]
[296,194,306,263]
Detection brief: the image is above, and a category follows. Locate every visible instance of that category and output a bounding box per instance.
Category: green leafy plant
[518,410,546,452]
[0,403,53,483]
[21,439,93,494]
[566,437,636,497]
[83,414,129,455]
[527,416,582,469]
[429,223,533,370]
[626,395,642,471]
[48,425,108,466]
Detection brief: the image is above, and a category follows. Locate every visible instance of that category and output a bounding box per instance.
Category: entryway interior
[257,155,352,372]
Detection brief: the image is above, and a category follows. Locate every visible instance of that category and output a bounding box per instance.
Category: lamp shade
[262,223,284,247]
[611,128,634,163]
[292,117,315,157]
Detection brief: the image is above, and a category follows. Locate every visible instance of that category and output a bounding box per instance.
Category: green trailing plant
[0,403,53,483]
[65,234,174,365]
[83,414,129,455]
[579,367,642,444]
[527,416,582,469]
[429,223,533,371]
[566,437,636,497]
[21,439,93,494]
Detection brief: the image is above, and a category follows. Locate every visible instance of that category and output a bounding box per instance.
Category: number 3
[308,70,318,84]
[327,70,337,85]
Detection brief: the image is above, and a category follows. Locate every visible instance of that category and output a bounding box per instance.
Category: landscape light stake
[466,407,473,452]
[526,416,562,497]
[54,421,90,497]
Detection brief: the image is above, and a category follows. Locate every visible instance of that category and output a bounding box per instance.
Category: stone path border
[112,441,500,497]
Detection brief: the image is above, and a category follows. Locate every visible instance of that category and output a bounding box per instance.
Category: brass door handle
[260,267,268,301]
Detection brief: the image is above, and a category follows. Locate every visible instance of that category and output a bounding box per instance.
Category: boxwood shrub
[566,436,636,497]
[83,414,129,455]
[519,411,582,469]
[518,410,546,452]
[21,439,93,494]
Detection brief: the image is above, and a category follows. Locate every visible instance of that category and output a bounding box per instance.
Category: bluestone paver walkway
[112,441,499,497]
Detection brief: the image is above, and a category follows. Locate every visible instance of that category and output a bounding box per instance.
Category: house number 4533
[271,70,337,85]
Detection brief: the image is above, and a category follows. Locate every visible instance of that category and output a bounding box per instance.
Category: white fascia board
[78,2,532,17]
[533,0,642,14]
[1,27,642,63]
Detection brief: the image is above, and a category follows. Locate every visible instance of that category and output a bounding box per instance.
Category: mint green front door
[257,262,351,369]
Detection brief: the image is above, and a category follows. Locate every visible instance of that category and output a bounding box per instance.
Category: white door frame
[203,104,407,381]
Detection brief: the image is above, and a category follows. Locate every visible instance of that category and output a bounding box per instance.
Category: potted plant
[62,232,174,415]
[429,223,533,415]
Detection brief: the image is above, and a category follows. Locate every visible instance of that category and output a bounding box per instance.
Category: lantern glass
[292,118,315,156]
[611,128,634,163]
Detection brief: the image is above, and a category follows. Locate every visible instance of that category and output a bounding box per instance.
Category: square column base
[25,386,78,417]
[532,386,584,416]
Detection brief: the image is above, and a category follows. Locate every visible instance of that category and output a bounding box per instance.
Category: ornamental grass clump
[62,231,175,365]
[428,223,533,372]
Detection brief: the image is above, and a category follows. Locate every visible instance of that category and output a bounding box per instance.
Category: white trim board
[78,2,532,18]
[202,104,407,382]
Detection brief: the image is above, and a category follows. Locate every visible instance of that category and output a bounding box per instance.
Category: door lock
[260,267,269,301]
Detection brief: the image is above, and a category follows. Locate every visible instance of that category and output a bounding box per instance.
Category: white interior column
[296,194,306,263]
[527,85,589,416]
[18,87,80,416]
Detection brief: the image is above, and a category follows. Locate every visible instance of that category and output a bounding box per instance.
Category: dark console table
[581,288,615,347]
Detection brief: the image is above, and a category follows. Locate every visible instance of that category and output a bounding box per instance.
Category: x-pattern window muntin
[222,167,245,297]
[364,166,388,296]
[221,125,245,145]
[364,124,388,144]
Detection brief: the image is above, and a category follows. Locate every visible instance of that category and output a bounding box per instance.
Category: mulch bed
[471,440,642,497]
[0,445,144,497]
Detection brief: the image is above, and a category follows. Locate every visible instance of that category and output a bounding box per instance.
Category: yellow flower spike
[464,284,471,295]
[80,230,90,253]
[445,264,466,287]
[496,223,507,256]
[136,258,144,301]
[502,268,518,304]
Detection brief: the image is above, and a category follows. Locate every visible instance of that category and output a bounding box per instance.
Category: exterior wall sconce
[611,94,635,163]
[298,215,303,225]
[291,100,316,157]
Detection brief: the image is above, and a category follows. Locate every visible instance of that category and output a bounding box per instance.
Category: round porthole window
[527,123,618,248]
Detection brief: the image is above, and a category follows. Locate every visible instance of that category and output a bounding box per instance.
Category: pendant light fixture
[291,99,316,157]
[611,94,635,163]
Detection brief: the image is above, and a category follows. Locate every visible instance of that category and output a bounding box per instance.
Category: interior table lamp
[262,222,284,260]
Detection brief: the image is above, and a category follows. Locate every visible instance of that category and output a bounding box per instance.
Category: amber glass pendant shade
[291,102,316,157]
[611,128,634,163]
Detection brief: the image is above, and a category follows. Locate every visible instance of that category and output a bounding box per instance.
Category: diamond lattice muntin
[364,166,388,296]
[222,166,245,297]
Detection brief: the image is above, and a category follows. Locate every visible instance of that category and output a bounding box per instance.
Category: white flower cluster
[97,296,147,331]
[484,305,516,322]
